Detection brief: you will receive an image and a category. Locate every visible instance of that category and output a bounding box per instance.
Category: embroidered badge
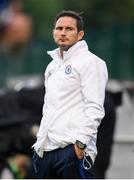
[65,65,72,74]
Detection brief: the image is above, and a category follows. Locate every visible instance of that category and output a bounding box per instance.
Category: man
[32,10,108,179]
[0,0,32,54]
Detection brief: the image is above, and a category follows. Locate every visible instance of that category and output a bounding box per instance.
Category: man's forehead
[56,16,77,26]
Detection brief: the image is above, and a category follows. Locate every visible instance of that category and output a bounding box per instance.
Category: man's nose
[61,29,66,35]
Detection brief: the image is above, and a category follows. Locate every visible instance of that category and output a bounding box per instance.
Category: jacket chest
[46,63,80,92]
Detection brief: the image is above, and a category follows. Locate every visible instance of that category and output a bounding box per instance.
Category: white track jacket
[33,40,108,162]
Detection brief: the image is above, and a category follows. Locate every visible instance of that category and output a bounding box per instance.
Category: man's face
[53,16,84,50]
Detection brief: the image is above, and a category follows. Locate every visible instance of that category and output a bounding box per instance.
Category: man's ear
[78,30,84,41]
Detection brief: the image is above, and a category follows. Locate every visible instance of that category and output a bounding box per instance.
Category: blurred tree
[22,0,134,40]
[61,0,134,27]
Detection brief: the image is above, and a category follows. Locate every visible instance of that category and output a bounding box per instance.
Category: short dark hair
[54,10,84,32]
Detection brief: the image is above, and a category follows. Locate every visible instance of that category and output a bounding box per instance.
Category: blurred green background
[0,0,134,87]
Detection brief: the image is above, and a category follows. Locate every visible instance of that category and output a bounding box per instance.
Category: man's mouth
[59,38,68,42]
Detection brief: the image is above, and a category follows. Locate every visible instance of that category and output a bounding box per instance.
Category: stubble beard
[60,44,72,52]
[59,41,78,52]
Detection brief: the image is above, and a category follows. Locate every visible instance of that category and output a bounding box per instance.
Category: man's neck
[59,43,76,58]
[60,45,70,58]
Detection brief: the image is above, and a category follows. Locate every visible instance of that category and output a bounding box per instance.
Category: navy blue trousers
[32,144,94,179]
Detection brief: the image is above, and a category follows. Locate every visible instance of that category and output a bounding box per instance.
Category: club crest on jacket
[65,65,72,74]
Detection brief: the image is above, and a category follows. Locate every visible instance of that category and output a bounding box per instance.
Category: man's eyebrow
[55,25,75,29]
[55,26,63,29]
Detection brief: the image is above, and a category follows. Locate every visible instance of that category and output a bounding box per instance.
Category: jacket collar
[47,40,88,62]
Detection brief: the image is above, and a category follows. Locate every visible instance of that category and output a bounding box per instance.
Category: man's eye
[56,27,63,30]
[67,27,73,30]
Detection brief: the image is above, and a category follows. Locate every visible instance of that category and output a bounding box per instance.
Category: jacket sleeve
[76,57,108,145]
